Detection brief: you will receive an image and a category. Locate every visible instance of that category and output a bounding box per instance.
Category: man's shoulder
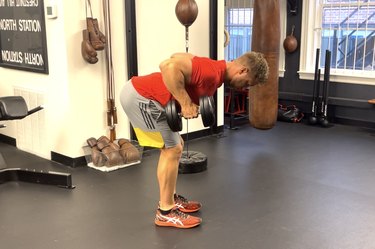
[170,53,194,59]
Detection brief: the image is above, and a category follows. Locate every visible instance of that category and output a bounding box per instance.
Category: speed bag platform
[178,151,207,174]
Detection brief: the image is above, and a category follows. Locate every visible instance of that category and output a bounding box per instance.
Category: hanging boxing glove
[81,29,98,64]
[90,18,106,44]
[86,18,105,51]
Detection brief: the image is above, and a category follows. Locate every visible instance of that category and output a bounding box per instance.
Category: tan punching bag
[249,0,280,129]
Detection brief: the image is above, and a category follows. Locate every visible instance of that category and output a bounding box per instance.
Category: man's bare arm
[159,54,198,118]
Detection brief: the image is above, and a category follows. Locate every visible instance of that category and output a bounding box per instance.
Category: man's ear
[239,66,249,75]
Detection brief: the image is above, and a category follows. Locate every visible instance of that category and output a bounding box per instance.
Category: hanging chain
[103,0,117,141]
[185,26,190,157]
[186,117,189,157]
[185,26,189,53]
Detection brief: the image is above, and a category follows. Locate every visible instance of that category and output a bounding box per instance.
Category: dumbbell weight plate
[165,99,182,132]
[179,151,207,174]
[199,96,215,127]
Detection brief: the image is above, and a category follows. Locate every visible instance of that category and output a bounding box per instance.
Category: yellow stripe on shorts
[133,127,165,148]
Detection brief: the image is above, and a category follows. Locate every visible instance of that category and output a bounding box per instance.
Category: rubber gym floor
[1,121,375,249]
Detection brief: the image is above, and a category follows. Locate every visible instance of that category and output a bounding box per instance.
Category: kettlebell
[175,0,199,27]
[283,25,298,53]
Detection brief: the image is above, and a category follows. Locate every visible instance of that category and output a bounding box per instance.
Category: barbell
[165,96,216,132]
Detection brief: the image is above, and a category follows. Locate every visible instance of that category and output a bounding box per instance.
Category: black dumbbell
[165,96,216,132]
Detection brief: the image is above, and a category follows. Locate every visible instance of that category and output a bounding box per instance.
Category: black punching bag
[249,0,280,129]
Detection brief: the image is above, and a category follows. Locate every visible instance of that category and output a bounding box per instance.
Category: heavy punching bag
[249,0,280,129]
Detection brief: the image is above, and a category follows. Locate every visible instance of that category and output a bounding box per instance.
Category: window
[224,0,286,76]
[300,0,375,85]
[224,7,253,61]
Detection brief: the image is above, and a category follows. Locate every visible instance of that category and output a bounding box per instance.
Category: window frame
[299,0,375,85]
[224,0,286,77]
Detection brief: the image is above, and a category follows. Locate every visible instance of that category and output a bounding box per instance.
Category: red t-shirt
[131,56,226,106]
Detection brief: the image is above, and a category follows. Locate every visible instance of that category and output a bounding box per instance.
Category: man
[120,52,269,229]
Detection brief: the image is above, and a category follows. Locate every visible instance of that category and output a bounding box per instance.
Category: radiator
[13,87,47,158]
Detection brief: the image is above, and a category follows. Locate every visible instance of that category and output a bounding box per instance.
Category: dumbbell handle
[177,110,200,118]
[165,96,215,132]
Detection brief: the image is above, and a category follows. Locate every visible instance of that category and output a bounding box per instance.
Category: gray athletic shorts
[119,80,181,148]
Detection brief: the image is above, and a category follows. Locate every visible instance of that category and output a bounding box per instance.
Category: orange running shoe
[174,194,202,213]
[155,208,202,229]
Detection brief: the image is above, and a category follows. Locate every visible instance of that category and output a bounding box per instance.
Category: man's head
[227,51,269,89]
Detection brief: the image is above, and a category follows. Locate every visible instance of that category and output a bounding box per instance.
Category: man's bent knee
[162,142,183,158]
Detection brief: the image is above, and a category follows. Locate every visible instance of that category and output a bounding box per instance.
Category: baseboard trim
[332,116,375,130]
[279,91,375,129]
[0,134,16,146]
[51,151,87,168]
[279,91,372,108]
[180,125,224,141]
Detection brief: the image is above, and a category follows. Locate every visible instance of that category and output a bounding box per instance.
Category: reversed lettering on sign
[24,52,43,66]
[6,0,15,7]
[1,50,23,63]
[16,0,38,7]
[1,50,44,66]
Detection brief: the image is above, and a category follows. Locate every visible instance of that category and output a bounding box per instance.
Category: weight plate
[199,96,215,127]
[179,151,207,174]
[171,100,182,131]
[166,100,182,132]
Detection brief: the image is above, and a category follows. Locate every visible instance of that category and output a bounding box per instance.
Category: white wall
[136,0,224,133]
[0,0,224,160]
